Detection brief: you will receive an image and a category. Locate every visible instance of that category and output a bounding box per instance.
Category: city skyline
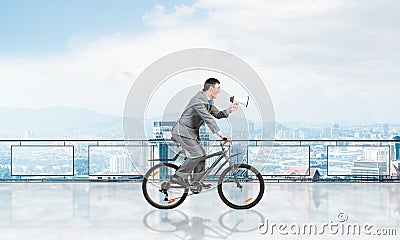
[1,117,400,181]
[3,106,400,140]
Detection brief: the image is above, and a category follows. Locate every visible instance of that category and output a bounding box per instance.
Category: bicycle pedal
[159,188,169,199]
[190,181,202,194]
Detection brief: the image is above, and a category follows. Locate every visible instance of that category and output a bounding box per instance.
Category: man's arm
[192,101,238,137]
[209,105,228,119]
[192,102,221,134]
[210,102,238,119]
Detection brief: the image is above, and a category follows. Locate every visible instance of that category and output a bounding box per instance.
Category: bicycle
[142,140,265,209]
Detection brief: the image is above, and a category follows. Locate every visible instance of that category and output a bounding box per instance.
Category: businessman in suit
[170,78,238,188]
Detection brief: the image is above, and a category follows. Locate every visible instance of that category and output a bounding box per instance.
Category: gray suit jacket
[171,91,229,140]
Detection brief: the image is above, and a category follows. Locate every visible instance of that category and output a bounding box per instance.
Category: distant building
[153,121,209,141]
[276,129,287,139]
[151,121,175,179]
[392,136,400,160]
[389,163,400,179]
[153,121,175,140]
[23,130,34,139]
[363,147,389,161]
[351,161,388,176]
[322,127,331,139]
[152,121,175,164]
[331,124,341,139]
[152,121,211,178]
[249,122,255,139]
[198,122,210,141]
[109,155,131,174]
[381,124,389,138]
[284,166,321,181]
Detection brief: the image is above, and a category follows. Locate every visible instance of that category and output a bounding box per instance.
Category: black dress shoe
[200,182,212,189]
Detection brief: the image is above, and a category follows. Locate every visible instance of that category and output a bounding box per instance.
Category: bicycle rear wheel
[217,164,264,209]
[142,163,188,209]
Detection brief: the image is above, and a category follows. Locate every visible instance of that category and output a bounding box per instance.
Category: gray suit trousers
[172,135,206,180]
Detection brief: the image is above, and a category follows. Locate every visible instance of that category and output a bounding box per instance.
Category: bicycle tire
[217,164,264,209]
[142,163,188,209]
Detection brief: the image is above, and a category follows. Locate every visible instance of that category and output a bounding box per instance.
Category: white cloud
[0,0,399,123]
[0,8,224,116]
[191,0,400,123]
[142,4,197,27]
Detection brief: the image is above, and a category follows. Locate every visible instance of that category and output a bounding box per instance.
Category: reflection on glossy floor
[0,182,399,239]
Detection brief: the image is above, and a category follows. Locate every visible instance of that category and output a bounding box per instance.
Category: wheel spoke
[142,163,188,209]
[217,164,264,209]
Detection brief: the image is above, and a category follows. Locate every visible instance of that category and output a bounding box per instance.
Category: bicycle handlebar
[220,138,231,147]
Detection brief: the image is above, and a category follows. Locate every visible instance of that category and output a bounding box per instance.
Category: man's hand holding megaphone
[229,101,239,113]
[230,96,249,108]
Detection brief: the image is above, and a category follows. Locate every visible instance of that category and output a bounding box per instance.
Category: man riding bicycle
[170,78,238,188]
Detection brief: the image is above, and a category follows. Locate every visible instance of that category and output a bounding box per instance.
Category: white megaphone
[230,96,249,107]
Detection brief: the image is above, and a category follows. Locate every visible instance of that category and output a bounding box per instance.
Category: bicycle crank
[189,181,202,194]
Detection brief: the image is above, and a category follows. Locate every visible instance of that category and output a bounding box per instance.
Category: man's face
[210,83,221,99]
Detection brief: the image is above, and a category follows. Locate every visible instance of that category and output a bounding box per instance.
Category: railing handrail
[1,139,400,142]
[0,138,399,182]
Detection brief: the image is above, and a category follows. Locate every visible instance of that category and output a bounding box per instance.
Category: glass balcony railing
[0,139,399,182]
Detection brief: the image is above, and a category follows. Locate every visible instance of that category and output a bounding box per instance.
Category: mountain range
[0,107,270,139]
[0,107,122,139]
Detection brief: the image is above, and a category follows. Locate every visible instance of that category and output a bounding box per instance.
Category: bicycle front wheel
[142,163,188,209]
[217,164,264,209]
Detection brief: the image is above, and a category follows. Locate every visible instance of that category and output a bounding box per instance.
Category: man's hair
[203,78,220,91]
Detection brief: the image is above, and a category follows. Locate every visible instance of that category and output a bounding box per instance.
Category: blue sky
[0,0,195,56]
[0,0,399,124]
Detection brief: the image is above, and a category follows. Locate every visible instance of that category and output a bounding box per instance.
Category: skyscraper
[331,124,341,139]
[152,121,210,162]
[392,136,400,160]
[382,124,389,138]
[152,121,176,140]
[109,155,131,174]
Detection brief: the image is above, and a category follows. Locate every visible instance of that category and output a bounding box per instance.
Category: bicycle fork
[231,168,243,191]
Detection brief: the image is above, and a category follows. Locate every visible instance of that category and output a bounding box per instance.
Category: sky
[0,0,399,124]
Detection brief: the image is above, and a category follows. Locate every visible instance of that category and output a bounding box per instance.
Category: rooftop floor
[0,182,399,239]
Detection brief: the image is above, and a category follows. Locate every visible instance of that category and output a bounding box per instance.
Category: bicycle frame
[197,142,232,183]
[167,141,237,184]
